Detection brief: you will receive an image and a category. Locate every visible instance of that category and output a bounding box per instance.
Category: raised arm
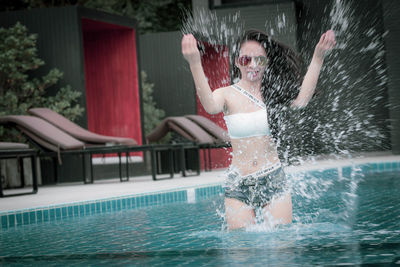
[291,30,336,108]
[182,34,225,114]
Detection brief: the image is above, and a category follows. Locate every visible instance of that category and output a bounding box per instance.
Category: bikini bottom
[223,163,289,208]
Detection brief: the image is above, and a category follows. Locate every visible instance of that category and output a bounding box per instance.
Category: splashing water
[181,1,389,230]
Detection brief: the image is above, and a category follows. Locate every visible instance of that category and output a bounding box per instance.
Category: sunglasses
[238,55,268,66]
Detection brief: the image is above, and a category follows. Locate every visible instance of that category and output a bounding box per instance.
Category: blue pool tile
[153,194,159,205]
[385,162,391,171]
[116,199,121,211]
[391,162,396,171]
[22,212,29,225]
[360,164,372,174]
[145,195,151,206]
[16,213,23,225]
[111,200,116,211]
[73,205,79,216]
[49,209,55,221]
[79,205,85,216]
[29,211,36,223]
[85,204,90,215]
[2,215,8,228]
[7,214,15,227]
[320,168,337,178]
[90,203,95,214]
[146,195,152,206]
[106,201,111,212]
[96,202,101,213]
[378,163,384,172]
[122,198,126,209]
[61,207,67,218]
[372,163,378,172]
[131,197,137,209]
[101,201,106,213]
[67,206,73,217]
[55,208,62,219]
[36,210,43,223]
[43,210,49,222]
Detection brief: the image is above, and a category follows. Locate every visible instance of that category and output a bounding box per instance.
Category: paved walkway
[1,152,399,212]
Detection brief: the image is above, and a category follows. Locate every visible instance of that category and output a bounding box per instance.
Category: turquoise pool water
[1,168,399,266]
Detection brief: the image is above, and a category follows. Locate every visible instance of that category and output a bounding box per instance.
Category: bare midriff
[230,135,280,176]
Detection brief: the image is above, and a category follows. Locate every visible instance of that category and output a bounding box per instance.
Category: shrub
[0,22,84,141]
[141,70,165,136]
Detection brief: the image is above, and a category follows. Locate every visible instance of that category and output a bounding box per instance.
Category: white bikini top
[223,84,271,139]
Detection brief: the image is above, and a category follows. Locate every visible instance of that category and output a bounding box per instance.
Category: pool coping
[1,154,400,229]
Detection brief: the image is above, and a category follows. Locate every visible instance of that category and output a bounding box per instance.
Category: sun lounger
[0,142,38,197]
[146,116,215,145]
[0,115,193,182]
[185,115,231,171]
[185,115,229,144]
[146,116,228,173]
[28,108,199,180]
[0,115,151,183]
[29,108,137,146]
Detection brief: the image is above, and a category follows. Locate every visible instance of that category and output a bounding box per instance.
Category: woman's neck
[237,79,262,95]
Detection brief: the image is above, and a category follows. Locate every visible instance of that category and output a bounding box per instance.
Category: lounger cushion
[0,142,29,150]
[29,108,137,146]
[185,115,229,143]
[0,115,84,151]
[146,116,215,144]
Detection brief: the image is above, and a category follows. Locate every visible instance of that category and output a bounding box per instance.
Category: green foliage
[82,0,190,34]
[0,22,84,141]
[141,70,165,136]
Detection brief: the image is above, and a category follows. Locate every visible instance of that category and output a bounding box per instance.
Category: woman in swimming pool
[182,29,336,230]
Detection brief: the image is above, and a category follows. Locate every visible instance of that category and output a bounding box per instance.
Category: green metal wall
[139,31,197,117]
[215,1,298,51]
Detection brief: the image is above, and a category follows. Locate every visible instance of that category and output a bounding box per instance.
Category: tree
[0,22,84,141]
[0,0,191,34]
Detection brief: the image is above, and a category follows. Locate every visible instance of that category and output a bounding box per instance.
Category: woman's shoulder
[214,85,234,95]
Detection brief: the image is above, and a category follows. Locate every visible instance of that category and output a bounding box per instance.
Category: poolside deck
[1,151,399,213]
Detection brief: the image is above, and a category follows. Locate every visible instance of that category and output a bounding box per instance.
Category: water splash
[182,1,389,228]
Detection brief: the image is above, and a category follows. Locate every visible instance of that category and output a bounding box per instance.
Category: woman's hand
[293,30,336,108]
[182,34,202,66]
[314,30,336,61]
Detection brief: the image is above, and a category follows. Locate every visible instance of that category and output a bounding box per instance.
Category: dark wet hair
[232,29,302,108]
[233,29,303,144]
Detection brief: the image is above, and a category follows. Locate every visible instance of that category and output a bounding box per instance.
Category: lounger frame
[0,148,38,197]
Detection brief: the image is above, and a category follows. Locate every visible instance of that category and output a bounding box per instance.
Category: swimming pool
[1,162,399,266]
